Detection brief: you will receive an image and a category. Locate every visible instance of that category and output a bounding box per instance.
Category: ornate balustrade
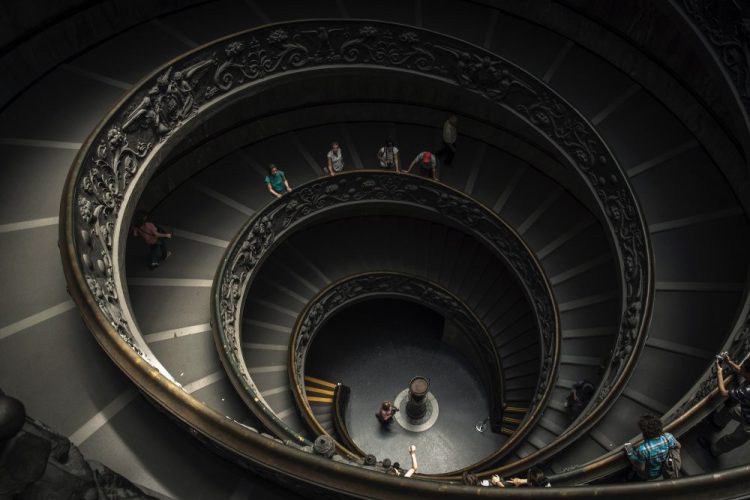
[677,0,750,137]
[511,1,750,487]
[213,171,559,464]
[288,272,504,460]
[60,19,653,493]
[546,294,750,486]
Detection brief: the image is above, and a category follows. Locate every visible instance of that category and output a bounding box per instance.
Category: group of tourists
[132,115,458,267]
[128,110,750,485]
[264,115,459,197]
[374,350,749,485]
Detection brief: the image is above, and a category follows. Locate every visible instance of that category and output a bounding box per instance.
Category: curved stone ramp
[138,118,619,465]
[0,0,748,496]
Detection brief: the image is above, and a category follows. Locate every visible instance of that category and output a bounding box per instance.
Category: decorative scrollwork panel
[214,171,558,462]
[288,272,502,458]
[62,19,650,476]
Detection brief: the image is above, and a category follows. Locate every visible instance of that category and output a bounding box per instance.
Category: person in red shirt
[376,401,399,426]
[132,213,172,269]
[406,151,438,181]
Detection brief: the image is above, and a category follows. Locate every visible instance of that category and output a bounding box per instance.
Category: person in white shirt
[438,114,457,166]
[326,142,344,176]
[377,140,400,171]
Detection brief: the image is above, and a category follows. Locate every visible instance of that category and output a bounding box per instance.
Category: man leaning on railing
[624,415,681,481]
[698,353,750,457]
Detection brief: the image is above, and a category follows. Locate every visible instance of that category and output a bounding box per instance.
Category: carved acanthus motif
[68,22,650,439]
[214,172,558,450]
[290,273,497,394]
[681,0,750,114]
[123,59,213,140]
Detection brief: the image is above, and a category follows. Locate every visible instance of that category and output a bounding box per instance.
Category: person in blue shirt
[624,415,680,480]
[265,164,291,198]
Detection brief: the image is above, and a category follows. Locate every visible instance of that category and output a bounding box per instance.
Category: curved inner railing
[213,171,559,461]
[59,18,654,494]
[332,384,368,458]
[546,291,750,485]
[288,271,504,460]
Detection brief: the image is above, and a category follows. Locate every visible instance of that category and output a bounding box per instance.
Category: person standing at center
[326,141,345,176]
[376,401,399,426]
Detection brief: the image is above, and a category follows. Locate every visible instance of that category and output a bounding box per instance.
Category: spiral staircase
[2,1,750,498]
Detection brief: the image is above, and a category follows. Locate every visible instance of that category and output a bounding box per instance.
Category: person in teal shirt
[265,164,292,198]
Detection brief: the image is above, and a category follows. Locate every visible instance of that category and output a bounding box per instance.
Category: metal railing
[59,19,655,495]
[213,172,559,465]
[288,271,506,462]
[332,384,370,459]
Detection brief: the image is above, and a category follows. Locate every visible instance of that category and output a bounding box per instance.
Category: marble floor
[305,299,506,474]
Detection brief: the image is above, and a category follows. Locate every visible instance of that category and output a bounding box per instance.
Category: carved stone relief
[215,172,558,456]
[64,20,652,468]
[681,0,750,116]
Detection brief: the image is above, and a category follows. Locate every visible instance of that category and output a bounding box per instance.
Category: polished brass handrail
[509,291,750,485]
[215,171,558,461]
[549,375,735,485]
[60,19,654,495]
[217,171,559,464]
[332,384,370,459]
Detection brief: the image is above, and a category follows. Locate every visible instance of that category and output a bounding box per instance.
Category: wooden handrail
[548,372,739,485]
[332,384,370,459]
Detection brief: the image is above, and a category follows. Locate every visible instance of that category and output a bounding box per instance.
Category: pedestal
[406,376,429,420]
[393,376,439,432]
